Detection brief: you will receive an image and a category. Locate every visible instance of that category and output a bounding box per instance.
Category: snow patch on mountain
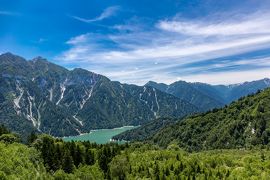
[56,79,68,105]
[14,84,24,109]
[80,87,94,109]
[49,88,53,102]
[73,115,83,126]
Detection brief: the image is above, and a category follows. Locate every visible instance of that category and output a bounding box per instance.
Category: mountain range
[1,52,270,138]
[146,78,270,111]
[0,53,197,137]
[115,80,270,142]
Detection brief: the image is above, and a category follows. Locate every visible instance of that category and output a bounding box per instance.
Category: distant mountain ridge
[146,78,270,110]
[0,52,198,137]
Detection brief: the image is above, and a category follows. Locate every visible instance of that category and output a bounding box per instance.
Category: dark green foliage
[62,151,74,173]
[0,124,9,135]
[113,117,177,141]
[85,149,95,166]
[109,146,270,179]
[0,133,20,144]
[150,88,270,151]
[0,128,105,179]
[0,125,20,144]
[0,127,270,179]
[27,131,38,144]
[33,134,128,177]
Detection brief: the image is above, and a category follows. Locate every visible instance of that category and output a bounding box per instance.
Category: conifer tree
[27,131,37,145]
[85,149,95,165]
[62,151,74,173]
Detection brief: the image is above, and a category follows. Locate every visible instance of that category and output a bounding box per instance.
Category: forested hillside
[113,117,176,141]
[0,126,269,179]
[150,88,270,151]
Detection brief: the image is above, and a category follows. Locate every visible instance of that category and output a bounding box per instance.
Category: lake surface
[63,126,137,144]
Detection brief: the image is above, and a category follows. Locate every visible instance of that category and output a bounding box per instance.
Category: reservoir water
[63,126,137,144]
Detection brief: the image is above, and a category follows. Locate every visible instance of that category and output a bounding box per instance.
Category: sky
[1,0,270,85]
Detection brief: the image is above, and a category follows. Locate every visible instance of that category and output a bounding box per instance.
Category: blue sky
[1,0,270,85]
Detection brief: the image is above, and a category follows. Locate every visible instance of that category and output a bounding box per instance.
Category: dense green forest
[150,88,270,151]
[113,117,177,141]
[111,145,270,179]
[0,124,270,179]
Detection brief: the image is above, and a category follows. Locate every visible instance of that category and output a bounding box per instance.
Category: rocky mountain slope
[0,53,198,137]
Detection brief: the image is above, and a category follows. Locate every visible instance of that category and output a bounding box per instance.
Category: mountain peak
[0,52,24,59]
[72,68,93,74]
[171,80,189,86]
[0,52,27,65]
[145,81,157,85]
[71,68,101,77]
[1,52,14,56]
[31,56,49,64]
[145,81,168,87]
[32,56,45,61]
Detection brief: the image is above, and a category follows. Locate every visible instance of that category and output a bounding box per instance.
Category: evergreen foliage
[109,146,270,179]
[150,88,270,151]
[0,124,269,179]
[113,117,176,141]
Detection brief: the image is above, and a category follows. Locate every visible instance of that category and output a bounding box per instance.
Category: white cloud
[70,6,120,23]
[60,32,270,64]
[57,11,270,85]
[181,68,270,85]
[66,33,90,45]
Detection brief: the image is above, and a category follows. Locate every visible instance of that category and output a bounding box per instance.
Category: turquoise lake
[63,126,137,144]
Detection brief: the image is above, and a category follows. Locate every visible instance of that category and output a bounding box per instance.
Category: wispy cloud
[66,33,90,45]
[0,11,20,16]
[70,6,120,23]
[57,11,270,85]
[157,11,270,36]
